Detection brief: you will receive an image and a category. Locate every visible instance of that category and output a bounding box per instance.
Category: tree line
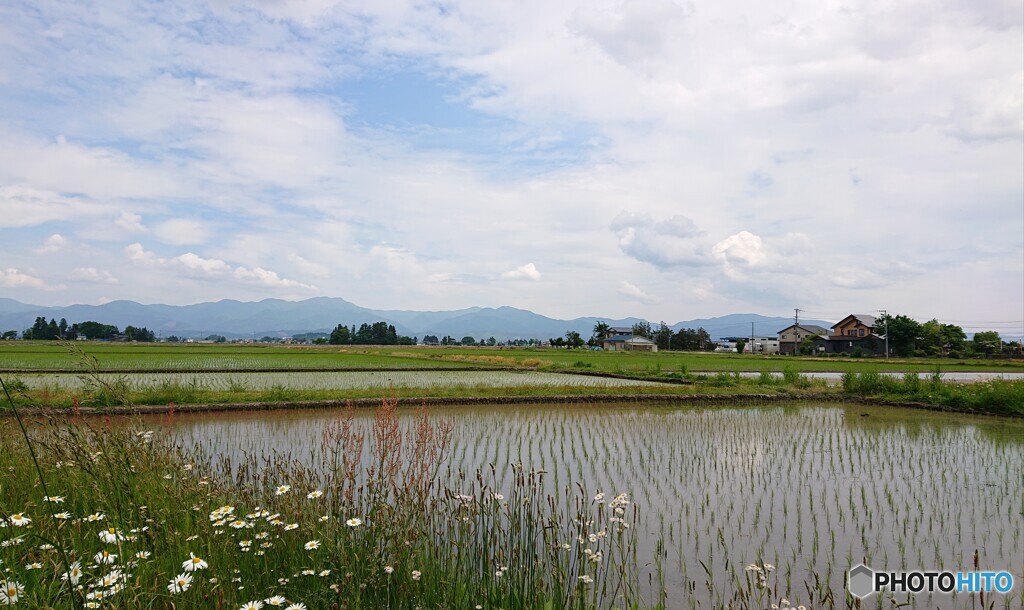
[329,321,415,345]
[874,314,1018,358]
[19,317,156,342]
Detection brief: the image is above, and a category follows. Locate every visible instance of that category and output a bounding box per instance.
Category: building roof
[832,314,877,329]
[604,334,655,344]
[608,326,634,334]
[777,324,829,335]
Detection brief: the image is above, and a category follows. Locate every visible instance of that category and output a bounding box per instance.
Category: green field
[1,341,1022,373]
[2,342,1022,416]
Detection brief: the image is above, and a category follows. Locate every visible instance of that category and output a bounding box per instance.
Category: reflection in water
[141,402,1024,607]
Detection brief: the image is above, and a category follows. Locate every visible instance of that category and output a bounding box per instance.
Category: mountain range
[0,297,832,342]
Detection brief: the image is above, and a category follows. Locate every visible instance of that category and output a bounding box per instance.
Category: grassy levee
[0,392,645,609]
[840,371,1024,417]
[0,376,828,411]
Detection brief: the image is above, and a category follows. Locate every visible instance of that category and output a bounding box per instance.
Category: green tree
[919,319,966,356]
[2,331,16,340]
[876,313,922,357]
[329,324,352,345]
[460,336,476,346]
[653,321,672,351]
[72,321,120,341]
[736,339,746,354]
[124,326,155,342]
[631,321,653,339]
[565,330,584,348]
[592,321,611,343]
[972,331,1002,356]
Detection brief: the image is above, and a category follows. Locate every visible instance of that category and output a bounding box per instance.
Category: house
[602,334,658,352]
[824,314,886,355]
[777,324,829,355]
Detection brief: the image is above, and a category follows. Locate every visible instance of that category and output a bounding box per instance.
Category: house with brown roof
[823,314,886,355]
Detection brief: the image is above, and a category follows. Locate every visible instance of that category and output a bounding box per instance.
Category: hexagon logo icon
[849,564,875,599]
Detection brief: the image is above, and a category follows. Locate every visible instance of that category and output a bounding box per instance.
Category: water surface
[149,402,1024,608]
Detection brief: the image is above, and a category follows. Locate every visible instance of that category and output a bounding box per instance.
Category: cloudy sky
[1,0,1021,332]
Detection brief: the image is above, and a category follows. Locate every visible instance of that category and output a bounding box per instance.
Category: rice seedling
[150,401,1024,609]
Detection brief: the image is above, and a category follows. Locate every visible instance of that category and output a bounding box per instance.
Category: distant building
[777,324,829,355]
[823,314,886,355]
[748,336,780,354]
[602,334,658,352]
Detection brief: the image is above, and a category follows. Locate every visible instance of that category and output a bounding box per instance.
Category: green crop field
[2,341,1020,373]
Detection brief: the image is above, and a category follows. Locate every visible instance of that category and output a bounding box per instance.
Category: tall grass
[0,383,643,609]
[841,372,1024,416]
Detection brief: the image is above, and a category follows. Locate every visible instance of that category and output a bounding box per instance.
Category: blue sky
[1,0,1022,335]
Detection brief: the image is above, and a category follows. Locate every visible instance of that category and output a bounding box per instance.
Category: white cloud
[234,266,318,291]
[0,268,64,291]
[125,242,164,266]
[123,242,316,291]
[176,252,232,277]
[618,280,660,304]
[154,219,211,246]
[0,185,109,229]
[611,211,711,268]
[712,231,767,267]
[115,211,147,233]
[35,234,68,254]
[501,263,541,281]
[72,267,119,284]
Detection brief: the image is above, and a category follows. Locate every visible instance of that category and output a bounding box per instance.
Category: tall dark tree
[876,314,922,357]
[631,321,653,339]
[565,330,584,348]
[653,321,672,350]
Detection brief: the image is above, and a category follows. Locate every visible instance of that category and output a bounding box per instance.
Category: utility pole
[792,308,802,356]
[878,309,888,358]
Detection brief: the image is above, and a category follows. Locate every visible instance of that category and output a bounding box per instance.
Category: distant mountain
[0,297,832,341]
[670,314,833,340]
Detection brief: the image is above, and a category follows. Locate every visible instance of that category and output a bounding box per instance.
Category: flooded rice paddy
[150,402,1024,608]
[17,370,668,391]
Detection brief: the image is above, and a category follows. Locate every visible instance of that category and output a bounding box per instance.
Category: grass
[0,378,820,411]
[0,389,645,609]
[841,371,1024,417]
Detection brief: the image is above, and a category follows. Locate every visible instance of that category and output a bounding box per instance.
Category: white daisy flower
[167,572,193,594]
[7,514,30,527]
[0,580,25,605]
[183,552,208,571]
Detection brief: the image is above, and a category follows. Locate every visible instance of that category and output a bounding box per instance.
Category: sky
[1,0,1022,334]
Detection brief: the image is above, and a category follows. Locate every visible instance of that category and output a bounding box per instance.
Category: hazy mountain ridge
[0,298,831,341]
